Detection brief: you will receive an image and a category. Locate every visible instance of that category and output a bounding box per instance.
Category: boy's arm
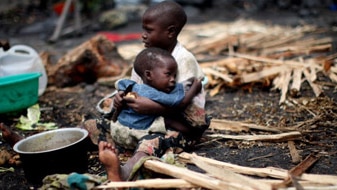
[123,78,202,115]
[124,95,172,115]
[177,78,202,108]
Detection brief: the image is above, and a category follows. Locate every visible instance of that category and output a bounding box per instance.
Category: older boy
[99,0,210,182]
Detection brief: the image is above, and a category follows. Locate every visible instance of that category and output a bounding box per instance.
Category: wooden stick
[230,53,320,70]
[210,119,282,133]
[274,153,320,188]
[93,178,197,189]
[189,153,272,190]
[207,131,302,142]
[240,65,286,83]
[179,153,337,185]
[179,152,289,179]
[288,140,302,164]
[202,67,233,83]
[290,68,303,97]
[279,69,292,104]
[209,82,224,97]
[49,0,73,42]
[143,160,228,190]
[303,69,322,97]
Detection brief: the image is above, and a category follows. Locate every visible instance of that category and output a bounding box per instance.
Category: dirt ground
[1,1,337,189]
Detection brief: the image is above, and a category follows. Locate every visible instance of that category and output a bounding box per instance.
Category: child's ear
[167,25,176,38]
[144,70,152,81]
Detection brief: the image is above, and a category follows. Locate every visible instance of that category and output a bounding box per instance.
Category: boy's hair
[134,47,174,78]
[145,0,187,34]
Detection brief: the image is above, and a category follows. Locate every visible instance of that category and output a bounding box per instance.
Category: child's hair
[145,0,187,34]
[134,47,174,78]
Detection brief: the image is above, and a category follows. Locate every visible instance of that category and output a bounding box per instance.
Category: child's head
[141,1,187,52]
[134,47,178,93]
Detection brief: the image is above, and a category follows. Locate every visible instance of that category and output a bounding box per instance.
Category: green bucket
[0,72,41,114]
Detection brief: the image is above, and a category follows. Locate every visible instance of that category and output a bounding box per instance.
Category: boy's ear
[167,25,176,38]
[144,70,152,81]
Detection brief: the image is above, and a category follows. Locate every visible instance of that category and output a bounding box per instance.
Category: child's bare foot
[98,141,122,181]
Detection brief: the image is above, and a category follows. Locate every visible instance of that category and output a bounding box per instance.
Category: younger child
[100,47,202,182]
[111,47,201,150]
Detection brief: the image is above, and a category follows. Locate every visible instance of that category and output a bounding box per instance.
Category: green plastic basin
[0,72,41,113]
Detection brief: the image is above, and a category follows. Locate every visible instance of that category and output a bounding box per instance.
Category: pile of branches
[180,20,337,104]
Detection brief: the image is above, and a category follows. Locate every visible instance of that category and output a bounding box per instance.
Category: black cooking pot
[13,128,89,184]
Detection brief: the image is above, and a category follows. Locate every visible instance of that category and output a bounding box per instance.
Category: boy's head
[142,1,187,52]
[134,47,178,93]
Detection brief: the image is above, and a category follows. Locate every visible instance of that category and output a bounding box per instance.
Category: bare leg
[98,141,149,181]
[164,118,191,134]
[120,151,149,180]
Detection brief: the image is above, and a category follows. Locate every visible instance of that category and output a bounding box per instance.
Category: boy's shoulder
[172,42,196,61]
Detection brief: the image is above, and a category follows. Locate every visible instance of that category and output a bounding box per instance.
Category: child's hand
[191,77,202,94]
[124,93,156,114]
[113,91,125,110]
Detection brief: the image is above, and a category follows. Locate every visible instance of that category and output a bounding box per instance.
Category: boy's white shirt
[131,42,206,108]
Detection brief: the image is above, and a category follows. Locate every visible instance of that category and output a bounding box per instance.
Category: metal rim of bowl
[13,128,88,154]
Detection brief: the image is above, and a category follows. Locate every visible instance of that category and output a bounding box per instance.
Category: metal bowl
[13,128,89,184]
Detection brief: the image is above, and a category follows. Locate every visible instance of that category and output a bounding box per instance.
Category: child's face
[148,58,177,93]
[142,13,170,50]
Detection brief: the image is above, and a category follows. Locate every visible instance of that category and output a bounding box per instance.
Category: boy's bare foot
[98,141,122,181]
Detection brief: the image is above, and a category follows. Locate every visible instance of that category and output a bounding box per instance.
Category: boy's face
[142,13,170,51]
[148,58,177,93]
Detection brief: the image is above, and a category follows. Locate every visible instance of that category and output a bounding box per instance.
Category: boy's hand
[191,77,202,94]
[184,77,202,93]
[124,93,148,114]
[113,91,125,110]
[124,94,159,115]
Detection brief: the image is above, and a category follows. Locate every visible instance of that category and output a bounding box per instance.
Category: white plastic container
[0,45,48,96]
